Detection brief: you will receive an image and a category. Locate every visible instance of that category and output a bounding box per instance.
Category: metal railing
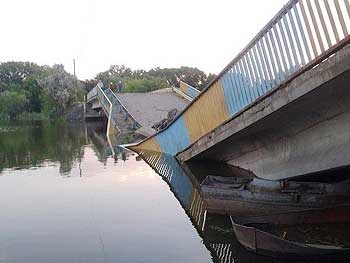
[179,81,200,99]
[207,0,350,116]
[96,83,116,156]
[104,89,140,130]
[128,0,350,157]
[172,87,194,101]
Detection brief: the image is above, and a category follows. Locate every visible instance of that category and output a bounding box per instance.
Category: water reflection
[137,150,350,263]
[0,121,112,175]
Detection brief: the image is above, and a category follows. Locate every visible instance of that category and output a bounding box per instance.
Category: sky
[0,0,288,80]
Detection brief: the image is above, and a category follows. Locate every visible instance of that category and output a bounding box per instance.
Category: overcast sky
[0,0,288,80]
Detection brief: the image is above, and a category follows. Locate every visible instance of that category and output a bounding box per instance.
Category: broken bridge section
[178,44,350,181]
[129,0,350,181]
[116,89,189,137]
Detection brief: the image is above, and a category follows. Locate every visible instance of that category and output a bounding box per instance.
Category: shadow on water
[0,120,114,175]
[136,150,350,263]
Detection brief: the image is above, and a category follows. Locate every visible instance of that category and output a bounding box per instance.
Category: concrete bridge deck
[117,90,189,136]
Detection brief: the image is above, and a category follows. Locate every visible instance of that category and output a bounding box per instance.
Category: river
[0,121,345,263]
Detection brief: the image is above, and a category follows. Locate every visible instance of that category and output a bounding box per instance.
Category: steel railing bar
[235,64,250,105]
[278,19,295,70]
[251,45,267,96]
[260,38,275,84]
[299,0,319,57]
[268,29,285,80]
[229,69,244,110]
[283,14,300,67]
[240,58,254,102]
[314,0,332,48]
[245,52,259,98]
[264,33,280,84]
[272,24,289,73]
[256,40,272,92]
[293,4,313,61]
[345,0,350,18]
[306,0,325,52]
[287,9,306,65]
[334,0,348,36]
[324,0,341,42]
[247,48,264,96]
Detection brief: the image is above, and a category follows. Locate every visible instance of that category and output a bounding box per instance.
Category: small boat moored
[229,206,350,257]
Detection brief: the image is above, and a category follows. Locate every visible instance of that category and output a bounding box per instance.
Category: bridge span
[129,0,350,181]
[86,80,198,154]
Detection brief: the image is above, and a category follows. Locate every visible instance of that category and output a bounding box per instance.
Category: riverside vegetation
[0,62,215,120]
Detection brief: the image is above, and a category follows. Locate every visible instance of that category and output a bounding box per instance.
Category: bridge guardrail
[96,83,116,156]
[179,81,200,99]
[128,0,350,156]
[214,0,350,116]
[173,87,193,101]
[105,89,140,130]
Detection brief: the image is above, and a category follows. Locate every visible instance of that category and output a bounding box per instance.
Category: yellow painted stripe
[183,80,229,143]
[128,137,162,154]
[179,81,188,94]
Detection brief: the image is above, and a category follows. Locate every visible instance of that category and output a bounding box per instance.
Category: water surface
[0,121,345,263]
[0,121,211,262]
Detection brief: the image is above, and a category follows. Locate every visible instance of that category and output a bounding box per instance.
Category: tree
[0,91,28,119]
[39,64,84,117]
[0,61,44,85]
[95,65,215,93]
[22,77,42,112]
[147,66,214,90]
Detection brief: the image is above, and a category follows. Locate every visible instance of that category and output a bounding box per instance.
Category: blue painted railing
[129,0,350,157]
[215,0,350,116]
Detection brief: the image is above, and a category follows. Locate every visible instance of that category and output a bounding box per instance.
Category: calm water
[0,121,212,262]
[0,121,344,263]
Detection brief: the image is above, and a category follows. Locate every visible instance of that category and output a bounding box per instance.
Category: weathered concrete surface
[117,91,189,136]
[178,44,350,181]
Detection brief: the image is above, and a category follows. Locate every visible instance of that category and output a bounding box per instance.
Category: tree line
[0,62,85,120]
[0,62,215,120]
[96,65,216,93]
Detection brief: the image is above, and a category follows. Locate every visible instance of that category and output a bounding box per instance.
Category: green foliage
[22,77,42,112]
[0,61,215,119]
[38,64,84,117]
[0,61,44,85]
[95,64,215,93]
[124,77,169,93]
[0,62,85,120]
[147,66,216,90]
[0,91,28,120]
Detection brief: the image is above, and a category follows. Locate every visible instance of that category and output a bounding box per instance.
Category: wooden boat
[229,206,350,257]
[201,175,350,217]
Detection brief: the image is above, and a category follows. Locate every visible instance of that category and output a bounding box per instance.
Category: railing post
[132,120,137,130]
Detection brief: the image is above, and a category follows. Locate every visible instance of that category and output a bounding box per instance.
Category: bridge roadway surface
[116,89,189,136]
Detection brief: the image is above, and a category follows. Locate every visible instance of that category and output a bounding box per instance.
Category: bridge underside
[178,45,350,181]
